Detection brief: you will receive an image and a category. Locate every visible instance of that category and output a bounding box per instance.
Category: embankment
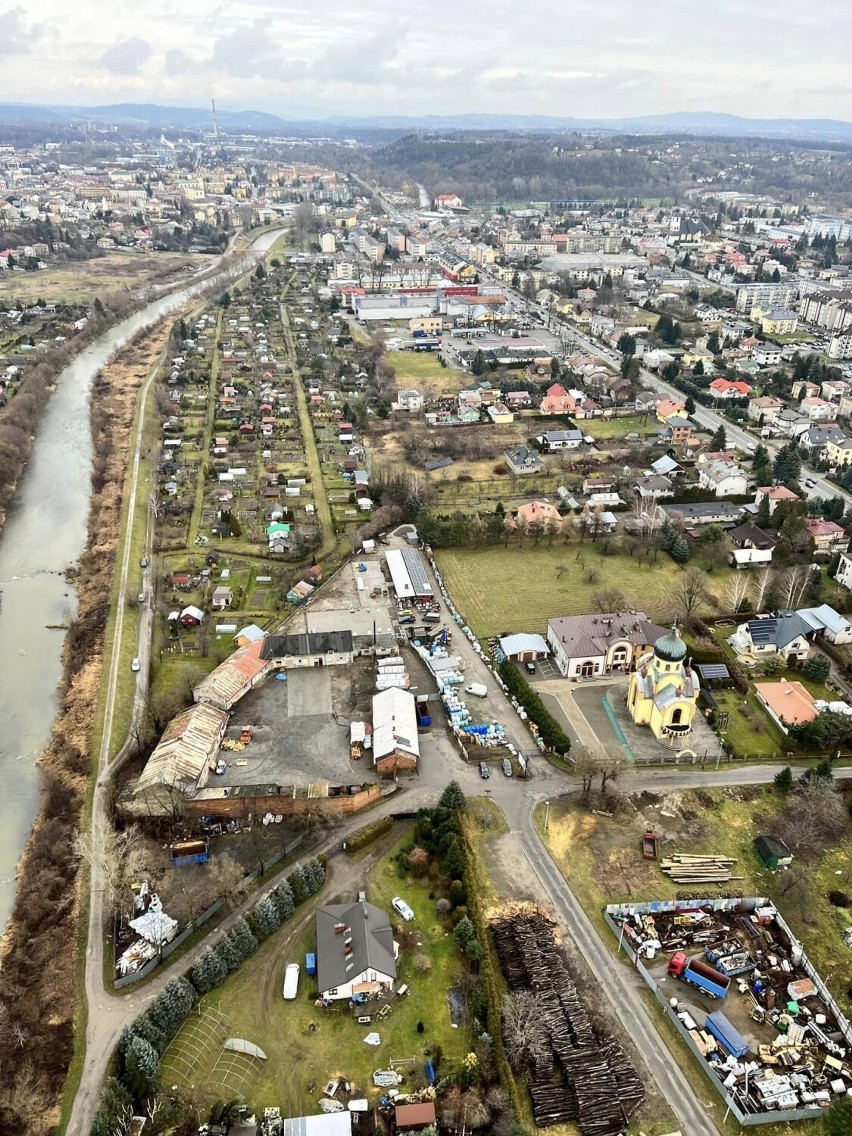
[0,312,188,1133]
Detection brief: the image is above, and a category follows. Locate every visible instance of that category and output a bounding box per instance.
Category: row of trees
[92,857,326,1134]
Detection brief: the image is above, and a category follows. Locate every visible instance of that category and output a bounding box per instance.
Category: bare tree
[73,824,148,917]
[779,565,811,610]
[752,567,774,613]
[724,572,751,614]
[592,587,627,613]
[205,852,251,909]
[573,745,607,800]
[629,497,664,542]
[669,567,711,627]
[775,778,848,859]
[502,990,550,1072]
[600,752,623,795]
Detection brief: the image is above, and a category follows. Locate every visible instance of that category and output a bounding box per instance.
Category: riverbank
[0,311,189,1133]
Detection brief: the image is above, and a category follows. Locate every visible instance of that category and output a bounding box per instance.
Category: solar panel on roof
[400,547,433,597]
[697,663,730,680]
[749,619,777,644]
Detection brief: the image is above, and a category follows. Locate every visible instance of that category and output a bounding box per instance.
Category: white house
[835,551,852,592]
[728,613,811,660]
[394,389,424,412]
[546,611,667,679]
[697,459,749,498]
[315,899,398,1002]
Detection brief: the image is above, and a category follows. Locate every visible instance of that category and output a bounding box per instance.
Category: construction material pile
[491,907,644,1135]
[660,853,741,884]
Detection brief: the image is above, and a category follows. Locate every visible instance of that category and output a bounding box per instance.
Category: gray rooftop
[315,900,397,994]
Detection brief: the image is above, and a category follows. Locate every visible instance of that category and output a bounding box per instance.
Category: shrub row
[344,814,394,853]
[499,661,571,754]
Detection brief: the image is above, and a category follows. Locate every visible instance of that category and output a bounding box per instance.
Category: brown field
[0,251,207,304]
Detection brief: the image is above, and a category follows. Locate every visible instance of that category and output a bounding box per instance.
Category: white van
[283,962,300,1000]
[465,682,488,698]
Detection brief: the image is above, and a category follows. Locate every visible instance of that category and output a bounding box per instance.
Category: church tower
[626,624,700,746]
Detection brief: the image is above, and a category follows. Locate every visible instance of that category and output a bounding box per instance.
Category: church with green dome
[626,624,701,745]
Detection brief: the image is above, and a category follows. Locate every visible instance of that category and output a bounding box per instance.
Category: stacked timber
[491,907,644,1135]
[660,853,740,884]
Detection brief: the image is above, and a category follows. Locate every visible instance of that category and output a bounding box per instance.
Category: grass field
[435,546,735,637]
[537,785,852,1135]
[160,831,471,1113]
[385,351,467,393]
[584,414,659,440]
[0,251,205,303]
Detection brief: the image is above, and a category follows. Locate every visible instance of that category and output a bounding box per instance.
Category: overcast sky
[3,0,852,120]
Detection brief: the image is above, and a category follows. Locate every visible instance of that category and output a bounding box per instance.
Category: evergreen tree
[272,880,296,922]
[288,867,309,905]
[439,781,467,812]
[752,444,772,486]
[251,896,281,940]
[305,858,326,894]
[710,424,727,451]
[692,361,704,378]
[669,535,691,563]
[230,917,258,960]
[124,1035,161,1097]
[127,1011,167,1056]
[471,350,486,376]
[206,948,228,989]
[191,952,217,995]
[685,395,696,414]
[773,766,793,793]
[91,1077,133,1136]
[215,934,243,974]
[453,916,477,952]
[707,330,721,355]
[773,443,801,484]
[803,654,831,683]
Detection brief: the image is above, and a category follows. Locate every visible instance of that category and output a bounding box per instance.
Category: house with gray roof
[536,429,584,452]
[505,445,542,475]
[315,899,398,1001]
[546,611,668,679]
[728,612,811,661]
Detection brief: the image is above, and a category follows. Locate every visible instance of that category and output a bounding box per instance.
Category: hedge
[344,815,394,853]
[499,661,571,754]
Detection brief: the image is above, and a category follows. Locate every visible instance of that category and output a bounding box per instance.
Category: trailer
[305,952,317,977]
[170,838,209,867]
[668,951,731,999]
[415,699,432,730]
[705,946,756,977]
[642,831,658,860]
[705,1010,749,1058]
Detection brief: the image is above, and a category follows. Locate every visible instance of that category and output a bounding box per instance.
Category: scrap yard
[606,896,852,1123]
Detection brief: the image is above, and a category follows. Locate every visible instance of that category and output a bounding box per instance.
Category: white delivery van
[283,962,300,1000]
[465,682,488,697]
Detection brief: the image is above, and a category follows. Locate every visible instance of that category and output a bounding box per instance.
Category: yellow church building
[626,625,700,746]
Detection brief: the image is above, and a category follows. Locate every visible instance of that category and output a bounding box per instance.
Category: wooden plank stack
[660,853,741,884]
[490,907,644,1135]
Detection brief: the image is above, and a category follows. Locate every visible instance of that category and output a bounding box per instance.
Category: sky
[3,0,852,121]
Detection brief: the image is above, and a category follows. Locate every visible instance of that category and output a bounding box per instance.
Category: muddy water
[0,229,282,928]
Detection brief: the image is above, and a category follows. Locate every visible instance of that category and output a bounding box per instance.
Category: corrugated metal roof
[136,703,229,794]
[372,687,419,762]
[499,633,549,657]
[193,640,270,709]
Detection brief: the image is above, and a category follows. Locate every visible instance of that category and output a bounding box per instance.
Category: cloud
[100,36,152,75]
[0,6,43,55]
[211,18,287,79]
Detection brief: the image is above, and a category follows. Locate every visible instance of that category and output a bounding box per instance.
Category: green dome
[655,625,687,662]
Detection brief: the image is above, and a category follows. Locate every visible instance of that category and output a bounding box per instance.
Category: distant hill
[0,103,851,144]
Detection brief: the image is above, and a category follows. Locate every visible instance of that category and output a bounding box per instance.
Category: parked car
[479,761,490,779]
[131,657,141,672]
[392,896,414,921]
[502,758,513,777]
[137,592,145,604]
[524,661,536,675]
[140,557,148,568]
[804,478,816,487]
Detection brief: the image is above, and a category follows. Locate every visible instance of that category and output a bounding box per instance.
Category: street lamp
[544,800,550,833]
[716,734,725,771]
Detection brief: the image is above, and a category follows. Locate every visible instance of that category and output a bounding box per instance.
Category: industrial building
[384,547,434,601]
[132,703,230,810]
[372,687,419,775]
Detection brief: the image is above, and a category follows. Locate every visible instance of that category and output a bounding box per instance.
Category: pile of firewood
[660,853,741,884]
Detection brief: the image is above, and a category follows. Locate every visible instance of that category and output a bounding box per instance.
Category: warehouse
[132,703,230,811]
[384,547,434,601]
[372,687,419,775]
[260,631,353,668]
[192,639,271,711]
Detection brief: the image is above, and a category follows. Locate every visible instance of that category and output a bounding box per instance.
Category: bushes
[499,661,571,754]
[345,815,394,853]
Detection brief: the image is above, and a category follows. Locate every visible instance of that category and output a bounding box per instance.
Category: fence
[603,900,851,1126]
[114,833,305,989]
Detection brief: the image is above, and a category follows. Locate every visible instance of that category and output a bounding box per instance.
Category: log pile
[660,853,740,884]
[491,908,644,1135]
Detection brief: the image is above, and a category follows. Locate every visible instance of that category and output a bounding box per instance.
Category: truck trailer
[668,951,731,999]
[704,946,756,977]
[705,1011,749,1058]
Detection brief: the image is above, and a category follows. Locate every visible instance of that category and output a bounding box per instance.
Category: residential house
[728,612,811,660]
[634,474,674,501]
[505,446,542,476]
[516,500,561,528]
[656,398,687,422]
[748,395,783,424]
[487,403,514,424]
[709,378,752,400]
[835,551,852,592]
[546,611,667,679]
[394,389,424,412]
[663,502,745,526]
[664,415,697,447]
[805,517,849,557]
[797,603,852,645]
[754,681,818,732]
[760,308,799,336]
[698,459,749,498]
[315,899,397,1002]
[537,429,583,451]
[796,424,846,462]
[650,454,685,477]
[211,586,233,609]
[800,397,835,422]
[825,435,852,467]
[540,383,577,415]
[727,521,776,569]
[179,605,205,627]
[773,408,810,436]
[754,485,799,515]
[753,345,784,367]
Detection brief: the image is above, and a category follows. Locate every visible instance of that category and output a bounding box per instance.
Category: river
[0,227,282,929]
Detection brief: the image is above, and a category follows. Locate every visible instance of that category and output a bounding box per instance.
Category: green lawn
[711,688,787,758]
[583,415,659,439]
[385,351,465,392]
[435,546,735,637]
[160,832,470,1112]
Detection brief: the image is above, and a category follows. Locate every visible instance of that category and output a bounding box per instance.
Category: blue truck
[668,951,731,999]
[706,1011,750,1058]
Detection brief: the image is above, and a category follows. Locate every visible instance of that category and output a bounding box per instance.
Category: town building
[626,626,700,746]
[315,898,397,1002]
[546,611,667,679]
[372,687,419,775]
